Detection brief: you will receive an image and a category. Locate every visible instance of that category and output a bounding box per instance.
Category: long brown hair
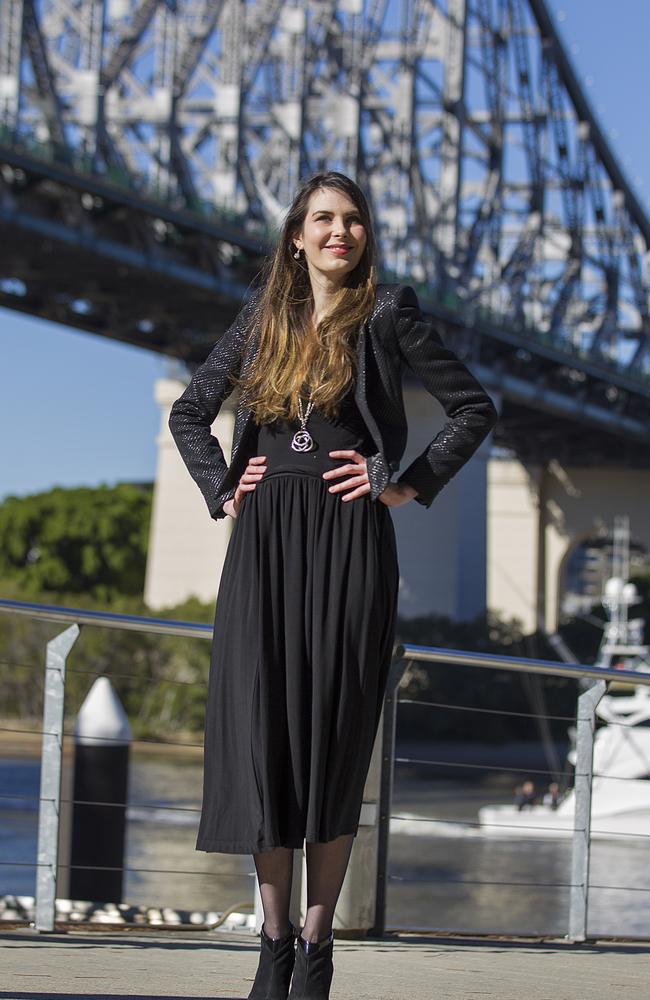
[233,171,378,424]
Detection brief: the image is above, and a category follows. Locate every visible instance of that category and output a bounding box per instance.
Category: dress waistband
[258,467,325,482]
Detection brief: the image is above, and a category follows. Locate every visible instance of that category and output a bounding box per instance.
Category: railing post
[567,677,607,943]
[368,653,408,938]
[35,624,79,932]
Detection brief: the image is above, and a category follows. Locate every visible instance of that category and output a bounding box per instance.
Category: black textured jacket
[168,282,498,519]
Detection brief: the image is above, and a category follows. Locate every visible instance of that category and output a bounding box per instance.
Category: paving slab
[1,928,649,1000]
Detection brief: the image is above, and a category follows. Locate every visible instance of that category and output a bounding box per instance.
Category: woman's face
[293,188,367,285]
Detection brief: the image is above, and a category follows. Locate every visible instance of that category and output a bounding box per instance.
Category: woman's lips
[325,246,352,255]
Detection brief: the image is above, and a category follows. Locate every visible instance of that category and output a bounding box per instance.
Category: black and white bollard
[68,677,132,903]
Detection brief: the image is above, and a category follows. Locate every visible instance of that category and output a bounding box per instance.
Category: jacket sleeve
[390,284,498,508]
[168,294,259,520]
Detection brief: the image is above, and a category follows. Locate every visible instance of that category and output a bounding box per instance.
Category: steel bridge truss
[1,0,650,462]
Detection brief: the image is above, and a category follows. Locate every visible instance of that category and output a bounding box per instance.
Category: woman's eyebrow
[310,209,359,216]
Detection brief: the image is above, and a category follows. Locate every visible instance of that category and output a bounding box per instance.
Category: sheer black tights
[253,833,354,943]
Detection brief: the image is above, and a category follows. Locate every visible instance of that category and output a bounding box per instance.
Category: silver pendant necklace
[291,392,315,451]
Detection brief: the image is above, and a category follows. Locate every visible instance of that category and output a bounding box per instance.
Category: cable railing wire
[395,753,647,783]
[389,812,586,837]
[0,860,254,878]
[62,729,204,749]
[394,755,574,779]
[389,811,650,841]
[398,695,650,730]
[397,696,577,723]
[388,873,576,888]
[0,792,50,804]
[0,657,44,673]
[65,666,209,689]
[0,723,204,750]
[0,656,209,689]
[0,725,59,739]
[0,791,202,814]
[385,873,650,893]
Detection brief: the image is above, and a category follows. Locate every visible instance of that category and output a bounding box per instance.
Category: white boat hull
[478,795,650,840]
[476,682,650,840]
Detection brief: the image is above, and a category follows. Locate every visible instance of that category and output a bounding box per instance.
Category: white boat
[478,516,650,841]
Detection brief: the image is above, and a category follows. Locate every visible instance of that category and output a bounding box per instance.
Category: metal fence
[370,644,650,941]
[1,597,649,942]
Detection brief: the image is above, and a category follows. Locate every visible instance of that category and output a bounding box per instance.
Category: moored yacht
[478,517,650,840]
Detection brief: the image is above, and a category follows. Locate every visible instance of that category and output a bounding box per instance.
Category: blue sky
[2,1,649,502]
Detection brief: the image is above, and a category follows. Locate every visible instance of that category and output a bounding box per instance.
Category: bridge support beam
[391,381,497,621]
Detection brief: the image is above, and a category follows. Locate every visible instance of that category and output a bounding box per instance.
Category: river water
[2,747,649,938]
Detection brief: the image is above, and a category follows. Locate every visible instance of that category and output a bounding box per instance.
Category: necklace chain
[291,387,315,452]
[297,392,314,428]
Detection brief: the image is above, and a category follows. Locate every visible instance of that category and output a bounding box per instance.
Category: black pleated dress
[196,386,400,854]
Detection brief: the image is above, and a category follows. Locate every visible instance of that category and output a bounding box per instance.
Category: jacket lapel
[353,320,385,457]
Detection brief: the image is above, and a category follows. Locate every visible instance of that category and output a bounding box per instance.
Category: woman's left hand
[322,450,371,501]
[323,450,419,507]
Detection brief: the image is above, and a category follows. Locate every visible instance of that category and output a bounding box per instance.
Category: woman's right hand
[223,455,267,518]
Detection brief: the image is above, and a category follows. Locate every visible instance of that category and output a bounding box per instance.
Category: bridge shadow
[0,932,258,953]
[386,932,650,954]
[0,994,238,1000]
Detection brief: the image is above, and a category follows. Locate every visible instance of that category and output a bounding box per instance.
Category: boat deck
[2,927,649,999]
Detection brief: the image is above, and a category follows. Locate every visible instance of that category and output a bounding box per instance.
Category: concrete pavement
[1,927,649,999]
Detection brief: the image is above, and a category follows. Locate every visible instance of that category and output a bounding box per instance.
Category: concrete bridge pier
[144,377,236,610]
[487,458,650,634]
[389,379,498,621]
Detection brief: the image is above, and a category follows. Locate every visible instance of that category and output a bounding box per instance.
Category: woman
[168,170,498,1000]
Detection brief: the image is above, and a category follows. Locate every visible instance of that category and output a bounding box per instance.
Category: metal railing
[2,598,649,941]
[0,599,235,933]
[371,644,650,942]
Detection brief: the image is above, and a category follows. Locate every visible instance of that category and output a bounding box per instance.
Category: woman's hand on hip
[224,455,267,517]
[323,451,419,506]
[377,481,419,508]
[322,450,371,501]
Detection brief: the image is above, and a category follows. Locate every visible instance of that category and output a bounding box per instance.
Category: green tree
[0,484,152,602]
[0,580,216,737]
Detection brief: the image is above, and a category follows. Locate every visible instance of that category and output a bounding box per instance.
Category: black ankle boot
[247,921,298,1000]
[287,929,334,1000]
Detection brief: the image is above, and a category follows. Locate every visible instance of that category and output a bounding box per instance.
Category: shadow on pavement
[0,993,239,1000]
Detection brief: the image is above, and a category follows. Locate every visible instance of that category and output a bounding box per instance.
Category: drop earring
[293,247,301,259]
